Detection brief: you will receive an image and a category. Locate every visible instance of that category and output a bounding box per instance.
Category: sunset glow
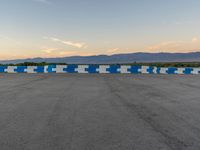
[1,0,200,60]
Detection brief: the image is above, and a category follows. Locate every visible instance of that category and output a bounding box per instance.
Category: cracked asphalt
[0,74,200,150]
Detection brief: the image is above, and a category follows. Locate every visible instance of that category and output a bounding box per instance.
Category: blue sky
[0,0,200,59]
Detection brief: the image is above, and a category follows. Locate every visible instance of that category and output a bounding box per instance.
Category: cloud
[107,48,120,53]
[44,37,87,49]
[40,46,96,57]
[192,37,198,43]
[41,47,59,54]
[41,47,76,56]
[146,37,200,52]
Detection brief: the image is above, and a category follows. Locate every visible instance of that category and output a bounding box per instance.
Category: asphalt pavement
[0,74,200,150]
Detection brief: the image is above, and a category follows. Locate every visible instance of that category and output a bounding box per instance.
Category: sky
[0,0,200,60]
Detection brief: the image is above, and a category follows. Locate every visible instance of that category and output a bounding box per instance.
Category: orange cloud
[107,48,120,53]
[41,47,77,57]
[44,37,88,49]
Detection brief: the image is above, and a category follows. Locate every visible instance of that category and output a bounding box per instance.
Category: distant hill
[1,52,200,64]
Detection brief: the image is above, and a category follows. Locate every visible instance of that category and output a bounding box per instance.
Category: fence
[0,65,200,74]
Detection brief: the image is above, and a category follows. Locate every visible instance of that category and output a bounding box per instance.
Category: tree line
[0,62,200,67]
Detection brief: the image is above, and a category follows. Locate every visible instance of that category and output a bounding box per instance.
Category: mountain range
[1,52,200,64]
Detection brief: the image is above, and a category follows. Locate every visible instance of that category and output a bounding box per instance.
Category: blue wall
[0,65,199,74]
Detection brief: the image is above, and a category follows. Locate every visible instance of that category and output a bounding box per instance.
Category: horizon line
[1,51,200,61]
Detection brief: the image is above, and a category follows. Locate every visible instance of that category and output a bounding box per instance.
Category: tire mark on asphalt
[0,75,52,106]
[144,75,200,89]
[31,76,79,150]
[0,75,50,94]
[103,76,200,150]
